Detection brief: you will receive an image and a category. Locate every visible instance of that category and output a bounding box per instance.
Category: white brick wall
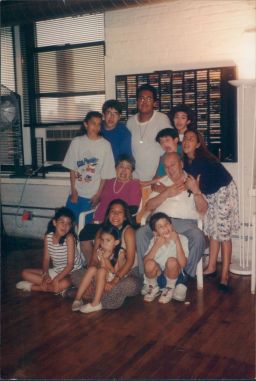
[105,0,256,98]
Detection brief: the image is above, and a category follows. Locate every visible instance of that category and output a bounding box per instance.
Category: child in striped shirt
[16,207,82,294]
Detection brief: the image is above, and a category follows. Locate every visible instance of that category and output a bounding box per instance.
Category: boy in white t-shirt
[143,212,187,304]
[63,111,115,222]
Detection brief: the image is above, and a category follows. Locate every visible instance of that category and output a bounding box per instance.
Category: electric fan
[0,84,24,172]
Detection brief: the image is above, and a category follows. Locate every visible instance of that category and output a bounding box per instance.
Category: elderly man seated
[136,152,208,302]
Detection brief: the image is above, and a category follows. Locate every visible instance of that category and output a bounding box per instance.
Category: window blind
[34,13,105,126]
[0,27,16,91]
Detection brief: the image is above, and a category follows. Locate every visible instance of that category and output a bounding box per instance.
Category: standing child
[72,225,125,313]
[63,111,116,222]
[170,104,195,143]
[16,207,83,294]
[182,130,239,291]
[143,212,187,304]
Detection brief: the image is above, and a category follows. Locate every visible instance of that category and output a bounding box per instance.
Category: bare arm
[145,182,185,212]
[70,170,78,203]
[143,235,165,262]
[91,179,106,207]
[89,230,102,267]
[116,226,135,279]
[105,226,136,291]
[53,234,75,283]
[41,236,51,289]
[186,174,208,216]
[42,235,50,274]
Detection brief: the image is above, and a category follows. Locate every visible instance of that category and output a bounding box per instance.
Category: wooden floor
[1,236,255,380]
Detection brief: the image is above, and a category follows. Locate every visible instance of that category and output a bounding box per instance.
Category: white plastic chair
[77,208,96,235]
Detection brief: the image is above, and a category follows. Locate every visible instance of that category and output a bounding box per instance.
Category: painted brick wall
[105,0,256,98]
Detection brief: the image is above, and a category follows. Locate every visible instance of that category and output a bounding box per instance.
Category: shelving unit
[116,66,236,162]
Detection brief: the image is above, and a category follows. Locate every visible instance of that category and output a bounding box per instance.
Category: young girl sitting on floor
[182,130,240,291]
[16,207,82,294]
[72,225,126,313]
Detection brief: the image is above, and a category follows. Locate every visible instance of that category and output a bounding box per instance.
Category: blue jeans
[136,218,206,278]
[66,195,94,223]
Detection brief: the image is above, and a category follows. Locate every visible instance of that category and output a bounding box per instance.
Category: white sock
[146,277,157,287]
[16,280,33,291]
[166,277,177,289]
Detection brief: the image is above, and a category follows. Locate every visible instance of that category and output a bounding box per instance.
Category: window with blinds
[0,27,16,92]
[34,13,105,126]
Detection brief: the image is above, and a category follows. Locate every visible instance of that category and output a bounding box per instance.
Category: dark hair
[170,104,196,130]
[183,130,219,162]
[103,198,135,228]
[46,207,77,244]
[136,84,157,101]
[99,225,122,266]
[115,154,136,171]
[155,128,179,143]
[149,212,172,232]
[78,111,102,136]
[102,99,122,115]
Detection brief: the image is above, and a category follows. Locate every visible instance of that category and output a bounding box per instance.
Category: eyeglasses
[138,96,154,102]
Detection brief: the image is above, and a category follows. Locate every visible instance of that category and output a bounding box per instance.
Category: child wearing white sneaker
[72,225,125,313]
[16,207,82,294]
[143,212,187,303]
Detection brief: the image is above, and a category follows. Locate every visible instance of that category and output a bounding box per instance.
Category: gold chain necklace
[138,120,149,144]
[113,178,127,194]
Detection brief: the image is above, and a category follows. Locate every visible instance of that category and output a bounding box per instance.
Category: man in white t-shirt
[136,152,208,301]
[127,84,171,181]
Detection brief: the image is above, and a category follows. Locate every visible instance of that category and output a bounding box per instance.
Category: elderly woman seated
[79,154,141,263]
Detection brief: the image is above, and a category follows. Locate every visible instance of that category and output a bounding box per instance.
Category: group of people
[16,84,240,312]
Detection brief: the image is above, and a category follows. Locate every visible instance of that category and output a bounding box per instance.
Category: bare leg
[165,258,180,279]
[75,266,97,300]
[80,240,94,265]
[46,277,72,293]
[91,267,107,306]
[220,240,232,284]
[203,239,220,274]
[22,268,44,286]
[144,259,161,279]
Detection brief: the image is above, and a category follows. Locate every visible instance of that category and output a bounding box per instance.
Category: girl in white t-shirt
[63,111,116,222]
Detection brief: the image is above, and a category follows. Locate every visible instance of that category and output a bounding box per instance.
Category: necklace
[137,120,149,144]
[113,178,128,194]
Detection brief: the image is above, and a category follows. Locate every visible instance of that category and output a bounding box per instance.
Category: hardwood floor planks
[1,237,255,379]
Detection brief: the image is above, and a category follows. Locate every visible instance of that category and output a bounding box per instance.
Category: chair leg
[251,213,256,294]
[196,258,203,290]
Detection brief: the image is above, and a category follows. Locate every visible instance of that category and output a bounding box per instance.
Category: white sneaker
[141,283,150,296]
[72,299,83,311]
[80,302,102,314]
[158,287,174,304]
[143,285,160,302]
[16,281,32,292]
[173,283,187,302]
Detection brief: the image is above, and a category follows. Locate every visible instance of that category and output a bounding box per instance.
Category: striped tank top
[47,232,82,274]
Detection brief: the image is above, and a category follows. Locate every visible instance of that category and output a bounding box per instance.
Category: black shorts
[79,223,103,241]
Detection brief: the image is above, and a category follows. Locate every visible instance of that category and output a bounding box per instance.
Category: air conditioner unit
[45,126,79,163]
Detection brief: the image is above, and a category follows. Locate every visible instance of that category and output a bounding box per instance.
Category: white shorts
[48,268,58,279]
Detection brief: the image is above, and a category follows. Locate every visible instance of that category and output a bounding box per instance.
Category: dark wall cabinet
[116,66,237,162]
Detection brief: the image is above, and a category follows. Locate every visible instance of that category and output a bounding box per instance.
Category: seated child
[143,212,187,304]
[72,225,126,313]
[16,207,82,294]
